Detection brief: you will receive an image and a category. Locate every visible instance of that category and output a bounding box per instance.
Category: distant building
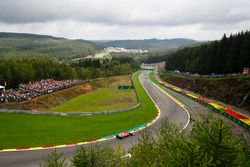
[140,64,154,70]
[104,47,148,53]
[146,61,166,71]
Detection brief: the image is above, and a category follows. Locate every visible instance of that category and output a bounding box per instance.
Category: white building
[104,47,148,53]
[140,64,154,70]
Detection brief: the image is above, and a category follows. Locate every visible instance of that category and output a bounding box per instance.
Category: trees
[0,60,78,88]
[165,31,250,74]
[0,57,137,88]
[130,117,250,167]
[41,150,68,167]
[191,117,248,166]
[42,116,250,167]
[72,146,124,167]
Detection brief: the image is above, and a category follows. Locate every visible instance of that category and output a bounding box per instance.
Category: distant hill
[0,32,103,60]
[0,32,63,39]
[75,39,102,46]
[96,38,201,50]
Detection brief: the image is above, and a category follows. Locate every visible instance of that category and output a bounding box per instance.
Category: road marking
[147,72,190,131]
[160,86,191,107]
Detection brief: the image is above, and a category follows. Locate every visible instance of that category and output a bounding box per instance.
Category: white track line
[139,72,161,124]
[148,72,190,131]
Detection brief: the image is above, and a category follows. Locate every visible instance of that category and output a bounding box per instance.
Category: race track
[0,71,200,167]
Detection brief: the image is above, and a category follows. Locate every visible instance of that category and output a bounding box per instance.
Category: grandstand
[0,80,84,103]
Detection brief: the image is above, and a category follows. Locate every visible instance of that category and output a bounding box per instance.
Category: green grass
[48,88,138,112]
[148,71,157,83]
[0,72,158,149]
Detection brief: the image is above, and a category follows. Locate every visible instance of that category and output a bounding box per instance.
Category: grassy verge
[49,88,137,112]
[0,72,157,149]
[160,72,250,111]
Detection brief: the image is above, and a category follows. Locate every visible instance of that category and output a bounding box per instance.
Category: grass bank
[0,84,93,110]
[49,88,137,112]
[0,72,157,149]
[160,72,250,111]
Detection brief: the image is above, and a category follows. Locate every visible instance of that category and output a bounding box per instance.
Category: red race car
[116,132,134,139]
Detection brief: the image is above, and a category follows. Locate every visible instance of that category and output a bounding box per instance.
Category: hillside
[97,38,200,50]
[165,31,250,74]
[160,72,250,111]
[0,32,103,60]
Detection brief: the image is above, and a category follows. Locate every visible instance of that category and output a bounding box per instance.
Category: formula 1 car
[116,132,134,139]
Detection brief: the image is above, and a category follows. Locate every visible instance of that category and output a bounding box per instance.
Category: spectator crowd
[0,79,83,103]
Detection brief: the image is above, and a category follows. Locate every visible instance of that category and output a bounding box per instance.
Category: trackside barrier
[118,85,135,90]
[157,77,250,130]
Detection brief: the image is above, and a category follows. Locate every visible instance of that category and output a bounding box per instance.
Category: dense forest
[165,31,250,74]
[0,57,139,88]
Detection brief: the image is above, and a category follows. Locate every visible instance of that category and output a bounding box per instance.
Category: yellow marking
[153,83,185,108]
[55,145,67,148]
[2,149,17,151]
[240,119,250,125]
[29,147,43,150]
[173,88,181,92]
[97,138,106,142]
[77,142,84,145]
[209,103,224,109]
[187,94,198,99]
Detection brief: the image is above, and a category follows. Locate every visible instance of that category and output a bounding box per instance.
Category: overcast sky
[0,0,249,40]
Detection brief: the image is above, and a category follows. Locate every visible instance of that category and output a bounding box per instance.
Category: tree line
[0,57,139,88]
[42,116,250,167]
[164,31,250,74]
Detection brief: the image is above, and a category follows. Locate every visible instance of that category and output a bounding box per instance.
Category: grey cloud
[0,0,250,26]
[0,0,249,40]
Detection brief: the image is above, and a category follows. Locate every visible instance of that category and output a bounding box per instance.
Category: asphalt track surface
[0,71,196,167]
